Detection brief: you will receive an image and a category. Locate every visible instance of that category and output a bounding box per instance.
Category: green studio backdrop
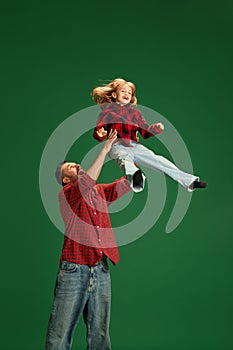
[1,1,233,349]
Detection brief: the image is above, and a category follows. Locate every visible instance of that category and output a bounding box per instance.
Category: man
[45,129,131,350]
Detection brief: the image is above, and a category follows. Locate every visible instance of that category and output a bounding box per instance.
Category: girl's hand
[96,127,107,138]
[156,122,164,131]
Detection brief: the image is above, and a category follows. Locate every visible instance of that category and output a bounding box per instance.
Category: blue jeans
[45,259,111,350]
[109,141,199,192]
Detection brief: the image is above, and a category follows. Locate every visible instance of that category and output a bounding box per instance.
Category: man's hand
[86,129,117,180]
[96,127,108,138]
[103,129,117,153]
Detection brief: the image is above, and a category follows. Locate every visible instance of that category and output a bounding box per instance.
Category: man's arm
[86,129,117,181]
[100,177,131,205]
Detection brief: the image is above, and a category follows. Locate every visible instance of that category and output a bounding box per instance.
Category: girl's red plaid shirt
[93,102,163,145]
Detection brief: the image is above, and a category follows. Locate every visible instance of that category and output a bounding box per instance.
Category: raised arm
[93,127,108,142]
[100,177,131,205]
[86,129,117,181]
[93,110,108,142]
[136,110,164,138]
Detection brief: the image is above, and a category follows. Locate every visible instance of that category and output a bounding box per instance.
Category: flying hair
[91,78,137,105]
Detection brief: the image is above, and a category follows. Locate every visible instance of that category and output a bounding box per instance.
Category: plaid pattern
[59,168,131,266]
[93,103,163,145]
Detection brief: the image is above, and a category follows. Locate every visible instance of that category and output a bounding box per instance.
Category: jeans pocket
[60,261,78,273]
[100,259,109,273]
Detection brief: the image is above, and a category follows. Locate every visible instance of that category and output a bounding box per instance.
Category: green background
[1,0,233,349]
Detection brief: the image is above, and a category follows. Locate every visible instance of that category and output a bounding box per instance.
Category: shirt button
[94,212,96,215]
[99,251,103,254]
[96,225,99,229]
[98,239,101,242]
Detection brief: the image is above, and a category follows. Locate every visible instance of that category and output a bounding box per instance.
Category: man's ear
[63,176,70,184]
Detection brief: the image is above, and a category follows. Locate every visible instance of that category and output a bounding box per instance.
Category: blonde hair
[91,78,137,105]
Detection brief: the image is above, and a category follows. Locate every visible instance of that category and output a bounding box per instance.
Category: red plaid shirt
[93,103,163,145]
[59,168,131,266]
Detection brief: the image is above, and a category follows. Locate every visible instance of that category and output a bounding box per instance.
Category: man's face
[61,162,80,185]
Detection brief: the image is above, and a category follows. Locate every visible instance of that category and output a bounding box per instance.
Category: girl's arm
[93,126,107,142]
[136,111,164,138]
[93,110,108,142]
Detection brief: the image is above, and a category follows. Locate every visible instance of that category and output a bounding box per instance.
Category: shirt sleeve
[135,110,163,139]
[76,168,97,189]
[63,168,96,200]
[99,176,131,205]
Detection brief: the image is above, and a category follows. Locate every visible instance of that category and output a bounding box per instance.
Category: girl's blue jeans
[109,141,199,192]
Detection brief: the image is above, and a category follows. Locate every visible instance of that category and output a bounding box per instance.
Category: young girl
[92,78,207,192]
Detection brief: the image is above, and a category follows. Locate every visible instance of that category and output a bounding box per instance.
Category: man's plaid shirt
[93,102,163,145]
[59,168,131,266]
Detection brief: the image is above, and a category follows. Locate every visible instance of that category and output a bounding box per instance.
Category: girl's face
[113,84,133,104]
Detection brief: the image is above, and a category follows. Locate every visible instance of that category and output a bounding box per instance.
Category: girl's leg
[132,143,199,191]
[108,143,145,192]
[109,143,138,175]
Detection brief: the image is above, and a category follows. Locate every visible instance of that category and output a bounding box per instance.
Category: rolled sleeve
[76,168,97,188]
[100,176,131,204]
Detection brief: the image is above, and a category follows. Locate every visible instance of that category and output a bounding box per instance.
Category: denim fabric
[45,259,111,350]
[109,141,199,192]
